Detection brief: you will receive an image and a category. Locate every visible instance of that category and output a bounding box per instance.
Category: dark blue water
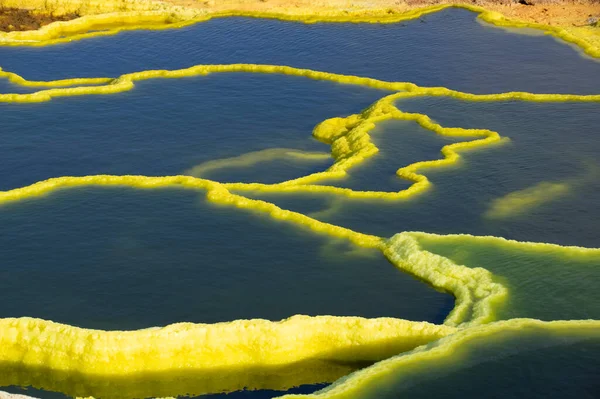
[0,187,452,329]
[0,74,387,190]
[1,9,600,94]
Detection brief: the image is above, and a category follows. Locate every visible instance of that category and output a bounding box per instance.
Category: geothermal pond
[0,8,599,399]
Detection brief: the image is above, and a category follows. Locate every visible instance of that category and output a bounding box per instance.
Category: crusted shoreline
[0,0,598,32]
[0,1,598,61]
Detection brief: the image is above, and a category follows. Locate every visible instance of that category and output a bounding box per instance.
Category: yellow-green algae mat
[0,4,600,399]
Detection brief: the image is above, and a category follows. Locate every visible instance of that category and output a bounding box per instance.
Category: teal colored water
[343,325,600,399]
[416,234,600,321]
[1,7,599,399]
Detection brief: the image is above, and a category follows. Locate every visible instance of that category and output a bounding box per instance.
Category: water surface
[1,9,600,93]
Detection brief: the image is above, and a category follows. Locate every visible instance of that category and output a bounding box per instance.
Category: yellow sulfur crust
[0,316,453,398]
[0,315,454,373]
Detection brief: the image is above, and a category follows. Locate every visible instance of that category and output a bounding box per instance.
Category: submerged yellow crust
[185,148,331,179]
[485,181,571,219]
[0,5,599,398]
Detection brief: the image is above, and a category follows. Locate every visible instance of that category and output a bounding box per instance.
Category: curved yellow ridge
[4,320,598,399]
[0,67,112,88]
[0,4,597,60]
[0,315,454,375]
[0,170,508,396]
[1,63,598,202]
[280,318,600,399]
[0,175,600,364]
[385,231,600,327]
[0,175,382,248]
[384,232,507,327]
[224,91,506,200]
[0,315,454,398]
[0,176,511,329]
[0,64,410,102]
[3,170,598,334]
[3,64,600,102]
[0,176,508,327]
[409,231,600,255]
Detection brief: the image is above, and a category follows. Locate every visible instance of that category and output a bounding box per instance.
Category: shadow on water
[0,358,362,399]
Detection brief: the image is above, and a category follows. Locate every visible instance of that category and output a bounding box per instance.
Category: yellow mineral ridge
[0,4,599,398]
[0,315,454,375]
